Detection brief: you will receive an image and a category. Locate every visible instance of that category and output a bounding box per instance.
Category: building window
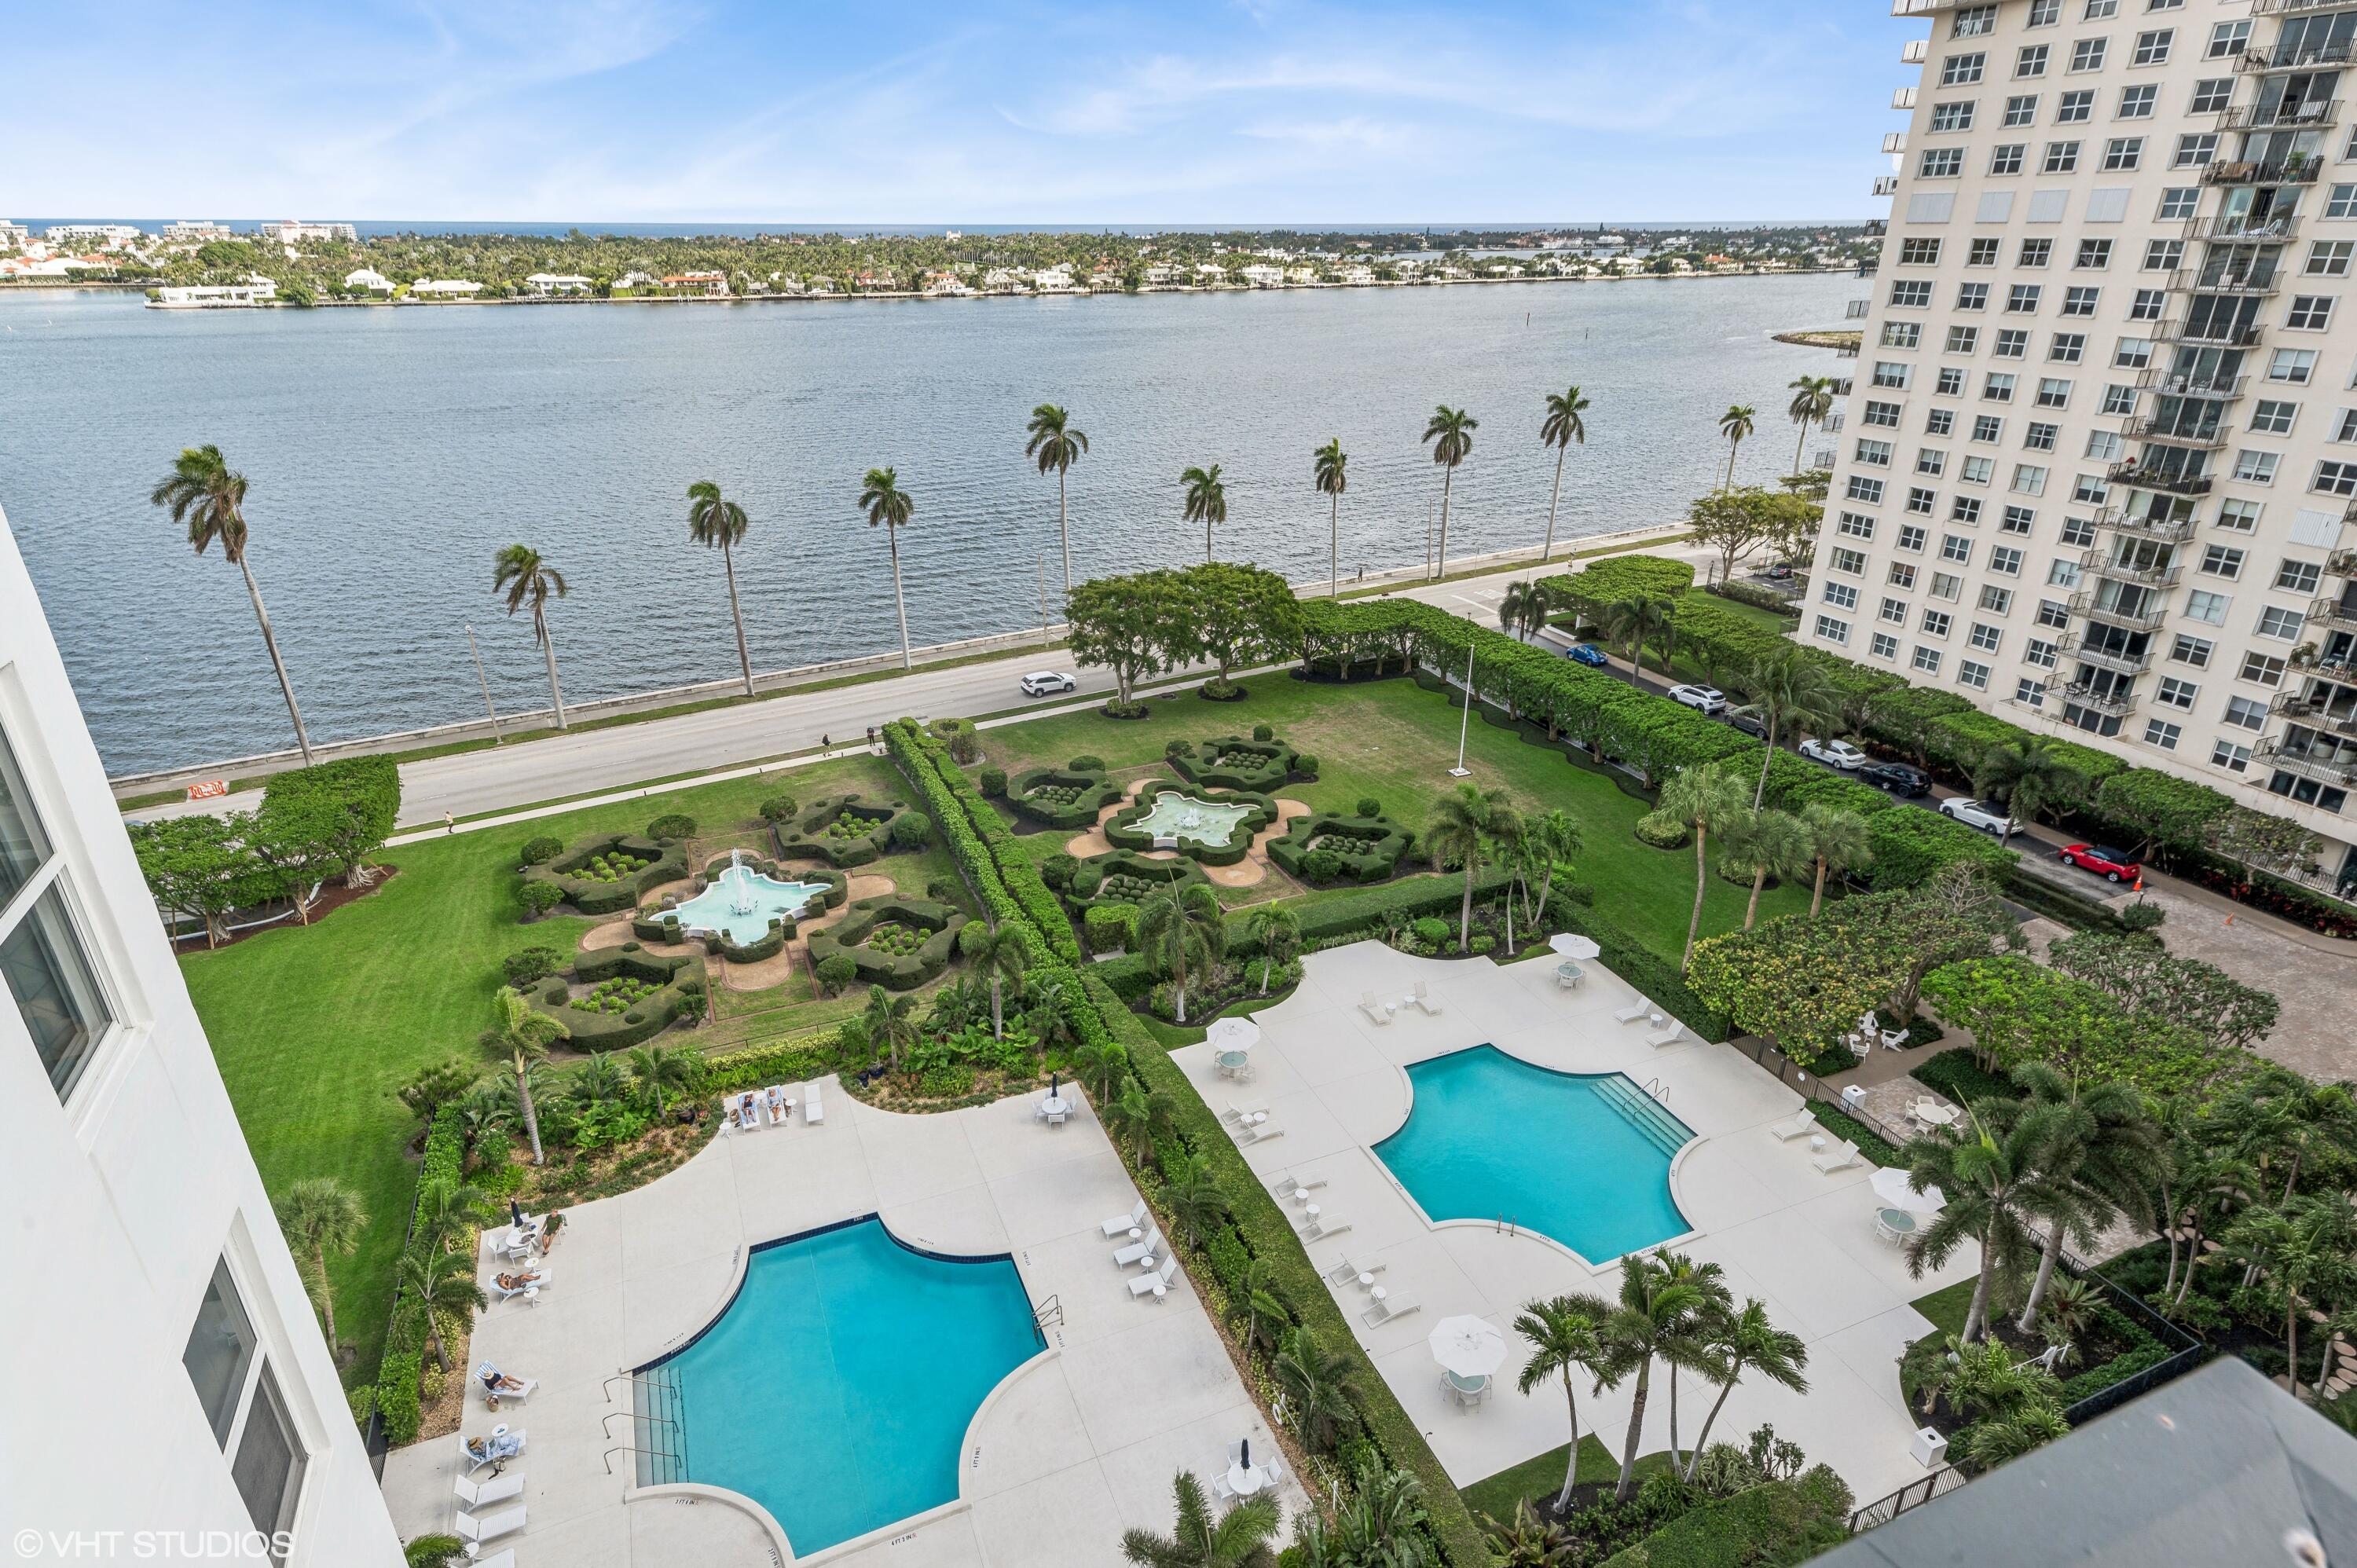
[1982,584,2018,613]
[2011,465,2049,495]
[2157,187,2199,220]
[2102,137,2143,171]
[2233,451,2278,485]
[1954,3,1997,37]
[1814,614,1850,645]
[1919,450,1948,477]
[1823,581,1860,610]
[1846,476,1887,504]
[2185,589,2231,624]
[2169,633,2214,667]
[1942,534,1974,564]
[1871,632,1901,659]
[1831,546,1869,575]
[2141,238,2183,272]
[2187,79,2231,115]
[2216,499,2263,533]
[1932,101,1978,133]
[2308,241,2354,278]
[2276,559,2322,595]
[2071,37,2108,71]
[1970,622,2003,651]
[1989,141,2027,178]
[2044,141,2082,174]
[2205,20,2249,59]
[2037,598,2073,628]
[2062,286,2100,317]
[230,1364,305,1555]
[1959,659,1992,690]
[1932,571,1966,600]
[2172,134,2217,168]
[2018,677,2050,706]
[2077,238,2114,270]
[181,1258,308,1562]
[2009,284,2045,314]
[2131,28,2172,68]
[2201,543,2245,579]
[2256,605,2307,640]
[182,1258,259,1446]
[1856,439,1894,468]
[1882,595,1912,624]
[2271,349,2318,384]
[1890,280,1934,308]
[1899,524,1930,552]
[1922,609,1954,637]
[2117,83,2157,119]
[1927,408,1957,436]
[1915,646,1945,674]
[1909,485,1940,514]
[2028,0,2060,24]
[2315,460,2357,496]
[2289,295,2337,332]
[1872,361,1912,390]
[2003,505,2038,534]
[2004,96,2039,128]
[2212,738,2253,771]
[1991,545,2026,576]
[2060,515,2096,547]
[2157,676,2198,709]
[1941,52,1988,86]
[2240,650,2288,686]
[2144,719,2183,750]
[1919,148,1965,179]
[2036,377,2073,408]
[2249,400,2297,437]
[1900,238,1944,266]
[2025,639,2059,669]
[1985,372,2018,401]
[1838,511,1877,540]
[2330,184,2357,222]
[1995,328,2031,358]
[1863,400,1902,428]
[1961,457,1996,486]
[0,730,114,1102]
[1882,322,1923,350]
[2223,695,2268,730]
[2050,334,2087,365]
[1956,286,1989,316]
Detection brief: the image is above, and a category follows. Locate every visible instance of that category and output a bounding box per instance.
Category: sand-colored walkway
[583,870,897,993]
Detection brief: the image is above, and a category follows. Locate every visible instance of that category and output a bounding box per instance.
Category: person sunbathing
[764,1086,786,1119]
[464,1431,521,1465]
[495,1270,544,1291]
[736,1092,757,1124]
[478,1365,526,1393]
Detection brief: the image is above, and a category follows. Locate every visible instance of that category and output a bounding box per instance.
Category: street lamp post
[465,624,504,744]
[1450,615,1475,778]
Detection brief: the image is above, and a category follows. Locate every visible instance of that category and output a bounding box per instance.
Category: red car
[2058,843,2142,883]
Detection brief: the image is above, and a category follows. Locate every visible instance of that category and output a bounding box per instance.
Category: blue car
[1564,642,1610,668]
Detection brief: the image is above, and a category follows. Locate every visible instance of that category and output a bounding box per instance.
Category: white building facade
[0,509,403,1566]
[1811,0,2357,898]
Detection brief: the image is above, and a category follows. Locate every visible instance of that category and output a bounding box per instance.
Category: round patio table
[1917,1103,1959,1128]
[1290,1187,1310,1203]
[1357,1272,1376,1289]
[1369,1285,1388,1303]
[1876,1208,1920,1244]
[1305,1205,1321,1222]
[1227,1465,1266,1497]
[1215,1050,1250,1072]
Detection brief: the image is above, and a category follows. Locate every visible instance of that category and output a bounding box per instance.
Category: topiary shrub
[1292,753,1318,778]
[1068,754,1105,771]
[1354,797,1381,819]
[1041,852,1078,892]
[504,946,565,986]
[771,793,912,867]
[647,813,697,841]
[1252,723,1274,742]
[517,881,566,918]
[1267,811,1414,884]
[1006,766,1124,828]
[759,795,798,822]
[1411,917,1450,947]
[889,812,933,850]
[814,952,858,995]
[1636,808,1692,849]
[926,877,961,902]
[926,716,981,764]
[1166,738,1196,760]
[1085,902,1138,954]
[1300,848,1344,883]
[805,896,970,990]
[978,766,1007,796]
[519,834,563,865]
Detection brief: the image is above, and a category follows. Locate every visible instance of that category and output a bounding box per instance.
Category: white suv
[1940,797,2016,837]
[1666,683,1727,716]
[1017,671,1076,697]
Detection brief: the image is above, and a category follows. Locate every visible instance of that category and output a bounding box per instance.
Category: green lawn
[1461,1434,1680,1522]
[1911,1278,1978,1339]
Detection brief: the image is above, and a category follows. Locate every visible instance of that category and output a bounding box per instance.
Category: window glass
[181,1258,258,1449]
[7,888,112,1100]
[0,731,52,906]
[229,1363,305,1559]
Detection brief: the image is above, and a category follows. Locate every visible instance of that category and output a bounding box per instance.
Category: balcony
[2061,681,2139,720]
[2257,738,2357,787]
[2070,592,2172,632]
[1873,174,1900,197]
[2219,99,2341,130]
[1836,341,1860,359]
[1882,131,1908,156]
[2079,548,2184,588]
[1901,38,1928,65]
[2136,368,2249,399]
[2204,160,2324,187]
[2236,41,2357,73]
[2166,267,2279,297]
[2327,548,2357,577]
[2155,317,2266,348]
[1846,299,1871,320]
[2253,0,2355,16]
[1890,0,1966,13]
[2093,507,2198,543]
[2107,461,2212,497]
[2059,636,2154,677]
[2311,595,2357,632]
[2122,416,2231,449]
[2183,214,2302,241]
[2272,693,2357,735]
[1892,86,1918,111]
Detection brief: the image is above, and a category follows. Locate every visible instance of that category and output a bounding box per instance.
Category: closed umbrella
[1428,1315,1508,1378]
[1205,1016,1262,1053]
[1871,1166,1945,1213]
[1549,932,1601,961]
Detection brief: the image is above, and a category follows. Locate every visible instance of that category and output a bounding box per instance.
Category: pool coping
[1363,1041,1706,1274]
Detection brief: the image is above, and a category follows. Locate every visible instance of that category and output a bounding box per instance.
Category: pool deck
[1176,941,1980,1507]
[380,1082,1308,1566]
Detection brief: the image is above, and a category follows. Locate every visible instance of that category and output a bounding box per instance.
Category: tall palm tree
[492,544,570,729]
[1488,803,1530,951]
[627,1042,701,1120]
[1719,807,1812,930]
[1313,438,1348,598]
[1717,404,1756,492]
[1596,1253,1709,1502]
[1120,1471,1280,1568]
[1181,463,1226,562]
[1498,580,1550,641]
[2011,1064,2164,1332]
[685,480,756,698]
[275,1177,366,1355]
[479,986,563,1164]
[960,921,1031,1039]
[863,984,922,1074]
[1682,1298,1809,1481]
[1025,404,1088,599]
[1423,405,1479,578]
[1426,782,1508,952]
[1904,1101,2066,1343]
[859,467,917,670]
[2221,1193,2357,1399]
[1513,1291,1620,1512]
[394,1246,487,1374]
[1521,808,1584,929]
[1105,1081,1176,1163]
[1973,735,2088,843]
[1659,763,1750,971]
[1798,802,1873,918]
[1729,648,1842,808]
[1162,1154,1230,1250]
[1273,1324,1359,1449]
[1598,593,1673,680]
[1786,376,1835,477]
[150,445,315,763]
[1538,387,1590,563]
[1136,883,1226,1024]
[1242,903,1301,995]
[411,1180,487,1258]
[1651,1249,1732,1461]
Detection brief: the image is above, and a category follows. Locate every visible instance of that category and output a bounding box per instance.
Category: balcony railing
[2080,548,2184,588]
[1873,174,1899,197]
[1846,299,1871,320]
[2257,738,2357,786]
[2108,461,2212,496]
[2253,0,2353,16]
[2070,592,2172,632]
[2271,693,2357,735]
[2122,416,2231,449]
[2136,368,2249,399]
[2183,214,2302,241]
[2093,507,2198,543]
[2311,595,2357,631]
[2155,317,2266,347]
[2059,636,2155,676]
[2326,548,2357,577]
[2236,40,2357,72]
[2220,98,2341,130]
[2167,267,2279,296]
[2205,160,2325,187]
[1901,38,1928,65]
[2062,681,2139,719]
[1890,0,1967,13]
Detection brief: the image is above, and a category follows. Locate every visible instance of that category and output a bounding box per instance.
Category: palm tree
[1272,1324,1359,1449]
[1422,405,1479,578]
[1659,763,1750,971]
[1180,463,1227,562]
[1522,808,1584,930]
[1904,1101,2065,1343]
[1426,782,1508,952]
[1135,883,1226,1024]
[1489,804,1531,951]
[1729,648,1842,808]
[1798,802,1872,918]
[1513,1291,1620,1512]
[1598,593,1673,680]
[150,445,315,763]
[1242,903,1301,995]
[1313,438,1348,597]
[275,1177,366,1355]
[1786,376,1835,477]
[492,544,570,729]
[1718,807,1811,930]
[1596,1253,1709,1503]
[627,1042,701,1120]
[410,1180,486,1258]
[2223,1193,2357,1399]
[1717,404,1756,492]
[685,481,757,698]
[1026,404,1088,599]
[1651,1249,1732,1462]
[1163,1154,1230,1250]
[1973,735,2087,843]
[394,1246,487,1374]
[1682,1298,1809,1481]
[2012,1064,2164,1333]
[1120,1471,1280,1568]
[479,986,564,1164]
[1238,1259,1289,1365]
[863,984,922,1074]
[960,921,1032,1039]
[1538,387,1590,563]
[1071,1036,1128,1108]
[1105,1082,1176,1163]
[1499,580,1550,641]
[859,467,917,669]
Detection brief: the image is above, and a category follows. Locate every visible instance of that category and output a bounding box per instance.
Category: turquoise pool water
[643,1217,1042,1554]
[1373,1046,1694,1263]
[1136,792,1252,847]
[666,865,832,946]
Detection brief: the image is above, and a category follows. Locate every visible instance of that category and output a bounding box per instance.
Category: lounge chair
[727,1093,762,1130]
[456,1504,526,1548]
[1233,1118,1285,1146]
[460,1430,526,1474]
[1879,1028,1909,1051]
[1218,1101,1266,1128]
[1362,1293,1420,1328]
[1813,1138,1863,1174]
[803,1082,825,1125]
[1359,991,1394,1025]
[1128,1256,1179,1301]
[1101,1199,1148,1238]
[1113,1225,1162,1268]
[489,1266,548,1305]
[1322,1255,1387,1288]
[1269,1171,1328,1199]
[1767,1108,1818,1141]
[454,1471,524,1508]
[1613,997,1652,1024]
[764,1085,791,1124]
[1644,1019,1686,1048]
[470,1555,516,1568]
[474,1365,537,1406]
[1409,980,1442,1016]
[1297,1213,1351,1243]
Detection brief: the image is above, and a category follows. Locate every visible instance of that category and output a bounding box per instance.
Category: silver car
[1940,797,2017,837]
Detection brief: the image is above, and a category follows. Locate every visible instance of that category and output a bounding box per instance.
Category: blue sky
[13,1,1902,224]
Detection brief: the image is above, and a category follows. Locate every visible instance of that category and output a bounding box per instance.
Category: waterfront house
[615,269,658,291]
[262,219,357,244]
[343,268,394,294]
[1239,264,1284,288]
[409,278,483,299]
[149,275,277,309]
[522,272,592,296]
[1194,262,1228,284]
[658,271,728,296]
[1143,262,1184,287]
[1336,264,1375,286]
[46,223,142,245]
[159,221,236,245]
[1086,269,1124,291]
[1033,268,1080,294]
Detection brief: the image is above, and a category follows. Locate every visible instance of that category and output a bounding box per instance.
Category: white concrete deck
[1181,941,1978,1506]
[381,1079,1307,1566]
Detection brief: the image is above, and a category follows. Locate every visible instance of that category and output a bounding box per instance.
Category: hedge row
[1069,851,1210,911]
[805,896,969,989]
[519,832,689,916]
[1168,734,1314,793]
[1003,766,1125,829]
[890,724,1081,963]
[528,947,704,1050]
[704,1028,848,1094]
[374,1106,465,1447]
[1103,782,1278,866]
[1595,1465,1855,1568]
[1265,812,1415,885]
[771,793,915,868]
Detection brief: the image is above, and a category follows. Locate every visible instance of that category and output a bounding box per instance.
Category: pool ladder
[600,1372,689,1486]
[1032,1294,1064,1330]
[1493,1215,1519,1236]
[1644,1078,1671,1105]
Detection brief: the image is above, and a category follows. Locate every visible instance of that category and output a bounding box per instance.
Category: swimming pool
[1135,791,1253,848]
[666,864,832,947]
[639,1217,1043,1554]
[1373,1046,1694,1263]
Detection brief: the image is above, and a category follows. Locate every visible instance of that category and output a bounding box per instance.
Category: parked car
[1666,683,1727,715]
[1857,760,1930,797]
[1728,711,1769,738]
[1798,738,1868,769]
[1017,670,1076,696]
[1761,562,1796,581]
[1940,797,2017,837]
[1563,642,1611,668]
[2059,843,2143,882]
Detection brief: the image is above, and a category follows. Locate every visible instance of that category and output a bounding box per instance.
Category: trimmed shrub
[527,948,704,1050]
[518,831,687,916]
[1636,808,1692,849]
[1068,753,1105,771]
[1252,723,1274,741]
[1085,902,1138,954]
[502,946,564,986]
[1293,753,1318,778]
[516,881,566,917]
[978,765,1007,797]
[1005,766,1124,829]
[771,793,914,868]
[926,716,981,764]
[646,813,697,841]
[813,952,858,995]
[519,834,563,865]
[1068,851,1212,910]
[706,1027,849,1092]
[757,794,798,822]
[1165,738,1196,760]
[805,896,970,989]
[1040,852,1079,892]
[1167,735,1309,793]
[1354,797,1381,818]
[889,812,933,850]
[1267,811,1414,884]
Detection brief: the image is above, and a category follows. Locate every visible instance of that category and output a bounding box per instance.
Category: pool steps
[1591,1075,1694,1161]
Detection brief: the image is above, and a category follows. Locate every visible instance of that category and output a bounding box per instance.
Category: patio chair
[456,1504,526,1549]
[1101,1199,1149,1238]
[1297,1213,1351,1243]
[1812,1138,1863,1174]
[1409,980,1442,1016]
[1210,1471,1237,1504]
[1321,1255,1384,1288]
[1359,991,1395,1025]
[1644,1019,1686,1047]
[1129,1256,1180,1301]
[460,1430,526,1475]
[1879,1028,1908,1051]
[1113,1225,1162,1268]
[725,1093,761,1131]
[1613,997,1652,1025]
[489,1269,548,1305]
[1361,1293,1420,1328]
[1262,1456,1288,1487]
[474,1365,536,1406]
[1268,1171,1328,1200]
[453,1471,523,1509]
[1218,1102,1267,1128]
[763,1085,790,1125]
[802,1082,825,1125]
[1233,1119,1285,1146]
[1767,1108,1818,1141]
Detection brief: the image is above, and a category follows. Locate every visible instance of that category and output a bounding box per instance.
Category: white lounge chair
[1359,991,1394,1025]
[456,1504,526,1548]
[1101,1199,1148,1237]
[1129,1256,1179,1301]
[1322,1255,1387,1288]
[1114,1225,1162,1268]
[804,1081,825,1125]
[1767,1108,1818,1141]
[1614,997,1652,1024]
[725,1092,762,1130]
[1409,980,1442,1016]
[460,1430,526,1474]
[1813,1139,1863,1174]
[455,1471,523,1508]
[489,1268,548,1304]
[1233,1119,1285,1146]
[470,1553,516,1568]
[1269,1171,1328,1199]
[1362,1293,1420,1327]
[1644,1019,1686,1048]
[474,1365,536,1406]
[763,1085,791,1125]
[1219,1101,1267,1128]
[1879,1028,1909,1051]
[1298,1213,1351,1243]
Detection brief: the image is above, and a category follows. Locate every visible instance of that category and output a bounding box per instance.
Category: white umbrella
[1871,1166,1945,1214]
[1428,1315,1508,1378]
[1549,932,1601,961]
[1205,1016,1261,1053]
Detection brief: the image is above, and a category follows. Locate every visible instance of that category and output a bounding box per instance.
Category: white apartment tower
[1815,0,2357,899]
[0,508,402,1566]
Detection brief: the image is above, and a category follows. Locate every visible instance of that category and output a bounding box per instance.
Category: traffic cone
[2132,876,2143,892]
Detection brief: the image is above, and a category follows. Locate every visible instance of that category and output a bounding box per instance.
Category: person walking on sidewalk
[444,811,455,835]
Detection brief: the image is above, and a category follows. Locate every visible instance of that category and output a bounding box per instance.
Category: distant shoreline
[1771,328,1860,350]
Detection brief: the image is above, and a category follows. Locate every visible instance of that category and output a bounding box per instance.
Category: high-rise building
[1812,0,2357,899]
[0,507,403,1566]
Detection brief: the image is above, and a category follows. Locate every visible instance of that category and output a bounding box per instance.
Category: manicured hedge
[529,947,706,1049]
[1069,851,1211,910]
[889,721,1082,964]
[703,1028,849,1094]
[1596,1466,1855,1568]
[805,896,970,990]
[1912,1046,2018,1108]
[1266,812,1415,884]
[771,793,918,868]
[1102,781,1278,866]
[1003,766,1124,829]
[1550,554,1698,614]
[1168,734,1313,793]
[374,1105,464,1447]
[517,832,687,916]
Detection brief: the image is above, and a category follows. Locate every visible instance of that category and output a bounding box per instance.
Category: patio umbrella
[1428,1315,1508,1378]
[1240,1438,1250,1467]
[1548,932,1601,961]
[1205,1015,1262,1053]
[1871,1166,1945,1214]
